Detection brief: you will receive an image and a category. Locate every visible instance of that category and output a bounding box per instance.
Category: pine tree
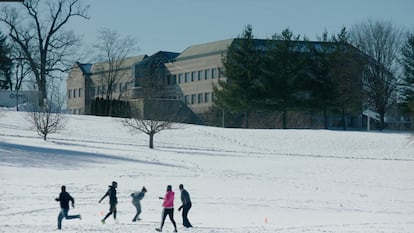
[214,25,263,128]
[400,33,414,116]
[0,32,12,90]
[330,27,366,130]
[261,28,304,129]
[305,32,336,129]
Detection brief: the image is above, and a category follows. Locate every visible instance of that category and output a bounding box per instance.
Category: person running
[131,186,147,222]
[98,181,118,224]
[55,185,81,230]
[155,185,177,232]
[178,184,193,228]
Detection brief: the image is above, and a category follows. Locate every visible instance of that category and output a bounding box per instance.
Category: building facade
[164,39,231,115]
[67,55,146,114]
[67,38,370,128]
[67,40,231,118]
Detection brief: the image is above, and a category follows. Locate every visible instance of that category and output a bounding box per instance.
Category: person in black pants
[55,185,81,230]
[178,184,193,228]
[99,181,118,224]
[156,185,177,232]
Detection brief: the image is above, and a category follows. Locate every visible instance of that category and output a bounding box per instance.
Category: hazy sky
[65,0,414,56]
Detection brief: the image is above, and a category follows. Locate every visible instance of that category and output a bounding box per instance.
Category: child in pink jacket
[156,185,177,232]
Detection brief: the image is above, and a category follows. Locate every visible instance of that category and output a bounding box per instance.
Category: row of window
[71,108,83,115]
[68,82,130,99]
[68,88,83,99]
[94,82,129,97]
[167,67,224,85]
[183,92,213,105]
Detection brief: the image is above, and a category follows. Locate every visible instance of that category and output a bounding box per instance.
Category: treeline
[214,26,367,129]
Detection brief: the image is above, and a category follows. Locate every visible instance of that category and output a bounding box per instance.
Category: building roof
[73,55,148,76]
[91,55,148,73]
[135,51,179,67]
[176,39,234,61]
[76,63,92,74]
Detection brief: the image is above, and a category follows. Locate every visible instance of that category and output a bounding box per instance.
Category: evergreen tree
[261,28,304,129]
[214,25,263,128]
[305,31,336,129]
[330,27,366,130]
[0,32,12,90]
[400,33,414,116]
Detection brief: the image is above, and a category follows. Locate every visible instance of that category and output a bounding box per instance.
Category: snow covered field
[0,110,413,233]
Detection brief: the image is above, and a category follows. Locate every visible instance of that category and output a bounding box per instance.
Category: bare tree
[93,28,138,100]
[25,85,66,140]
[123,105,174,149]
[0,0,89,105]
[350,20,405,130]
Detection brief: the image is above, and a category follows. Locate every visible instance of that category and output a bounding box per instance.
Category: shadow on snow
[0,141,179,168]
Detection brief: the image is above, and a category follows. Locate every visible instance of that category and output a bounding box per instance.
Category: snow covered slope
[1,110,413,233]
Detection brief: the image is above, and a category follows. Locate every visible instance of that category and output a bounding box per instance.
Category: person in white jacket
[131,186,147,222]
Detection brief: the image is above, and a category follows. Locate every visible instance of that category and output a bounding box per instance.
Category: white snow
[0,110,413,233]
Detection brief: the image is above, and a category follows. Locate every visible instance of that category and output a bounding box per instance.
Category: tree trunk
[149,133,154,149]
[244,111,249,128]
[379,112,386,131]
[341,105,347,130]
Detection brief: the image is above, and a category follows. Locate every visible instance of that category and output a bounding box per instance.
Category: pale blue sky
[69,0,414,56]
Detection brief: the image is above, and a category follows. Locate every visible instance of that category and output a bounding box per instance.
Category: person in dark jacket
[55,185,81,230]
[98,181,118,224]
[178,184,193,228]
[131,186,147,222]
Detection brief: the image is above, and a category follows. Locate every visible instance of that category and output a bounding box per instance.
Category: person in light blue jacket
[131,186,147,221]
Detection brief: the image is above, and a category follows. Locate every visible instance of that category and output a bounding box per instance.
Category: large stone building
[67,38,370,128]
[67,40,231,119]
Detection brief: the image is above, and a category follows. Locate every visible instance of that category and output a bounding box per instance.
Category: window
[184,95,190,104]
[68,89,71,99]
[119,83,122,92]
[178,73,183,84]
[198,70,203,81]
[191,71,196,82]
[191,94,196,104]
[198,93,203,103]
[204,69,210,80]
[78,88,82,97]
[185,72,189,83]
[211,68,217,79]
[73,89,76,98]
[204,92,210,103]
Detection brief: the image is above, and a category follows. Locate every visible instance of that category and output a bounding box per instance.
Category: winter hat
[167,185,172,191]
[142,186,147,192]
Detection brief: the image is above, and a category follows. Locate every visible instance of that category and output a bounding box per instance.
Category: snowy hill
[0,110,413,233]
